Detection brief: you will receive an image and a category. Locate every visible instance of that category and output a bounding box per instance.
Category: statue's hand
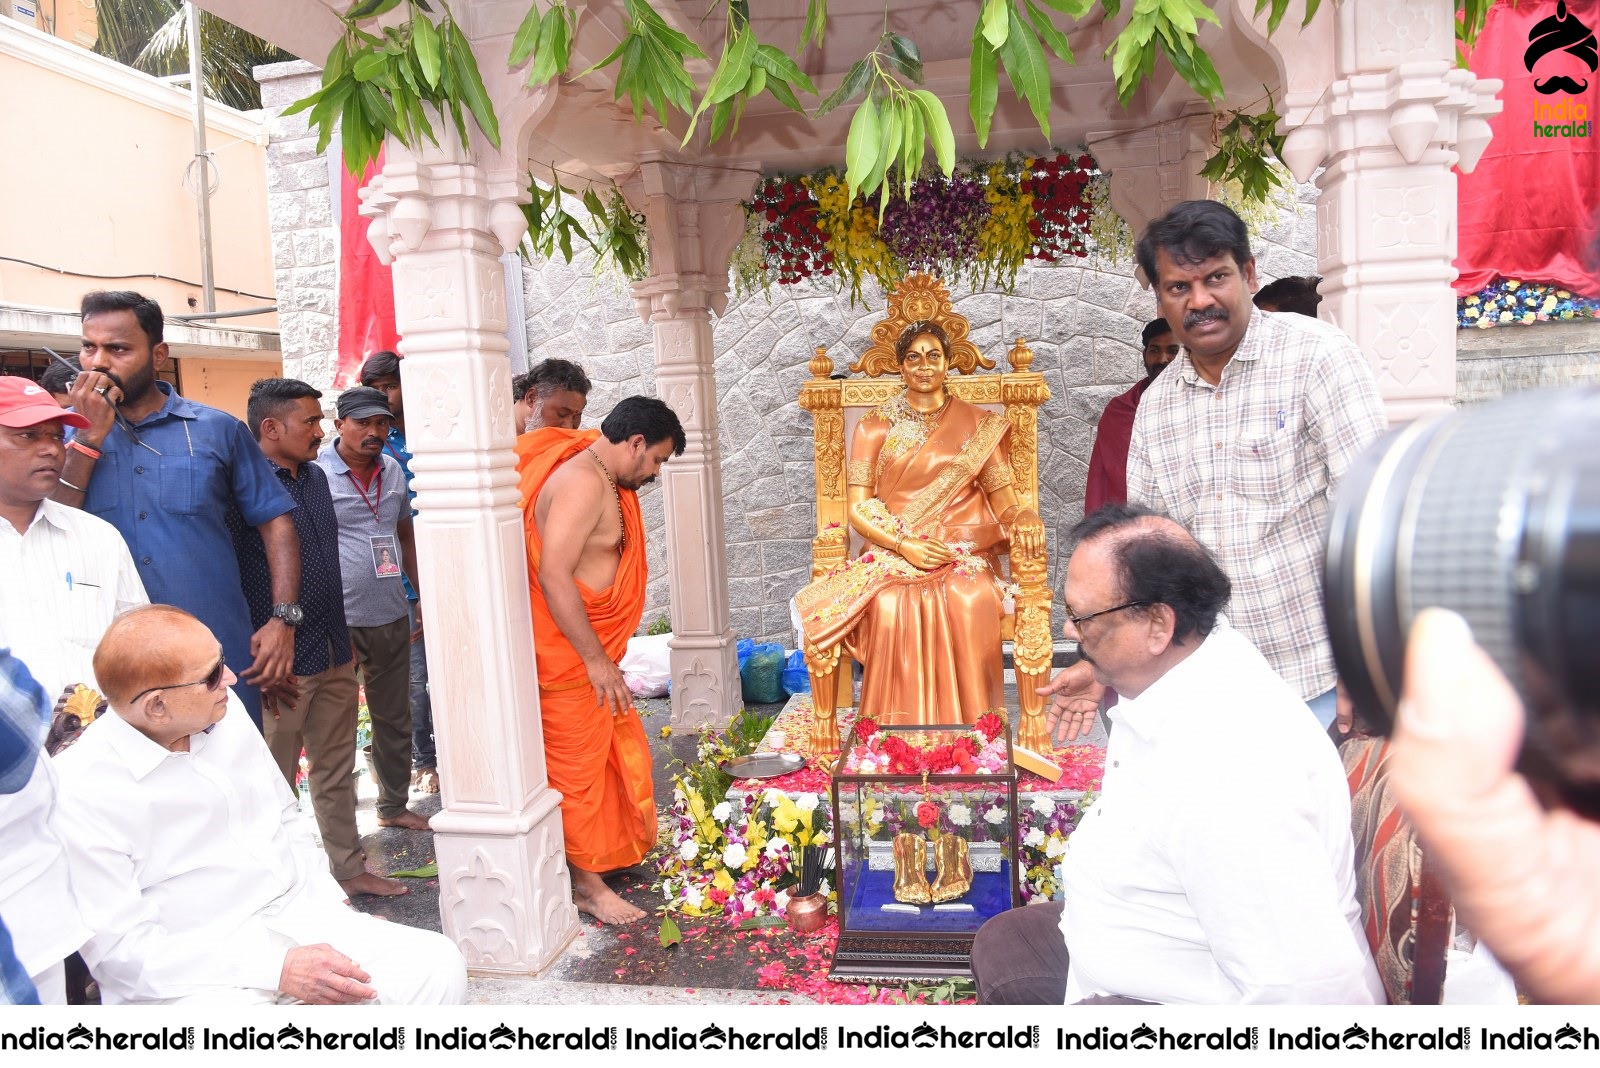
[898,536,953,571]
[1009,509,1045,559]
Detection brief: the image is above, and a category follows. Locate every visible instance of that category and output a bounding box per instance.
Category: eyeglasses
[1065,600,1149,628]
[131,655,226,704]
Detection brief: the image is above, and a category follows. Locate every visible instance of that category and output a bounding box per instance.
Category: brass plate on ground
[722,752,806,779]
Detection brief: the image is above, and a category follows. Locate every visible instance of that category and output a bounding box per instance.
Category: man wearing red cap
[0,375,147,1003]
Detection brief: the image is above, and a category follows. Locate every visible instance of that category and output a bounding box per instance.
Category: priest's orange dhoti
[516,428,656,872]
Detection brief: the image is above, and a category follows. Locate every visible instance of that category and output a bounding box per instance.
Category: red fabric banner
[335,150,400,388]
[1455,0,1600,295]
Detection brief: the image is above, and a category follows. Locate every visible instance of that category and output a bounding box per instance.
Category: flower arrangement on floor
[657,711,831,925]
[738,152,1098,301]
[1459,278,1600,328]
[1016,790,1093,903]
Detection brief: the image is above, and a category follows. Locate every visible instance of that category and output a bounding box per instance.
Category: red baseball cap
[0,376,91,430]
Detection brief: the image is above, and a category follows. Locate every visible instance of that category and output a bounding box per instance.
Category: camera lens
[1325,387,1600,808]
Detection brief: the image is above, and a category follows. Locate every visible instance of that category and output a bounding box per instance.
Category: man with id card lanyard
[314,387,428,831]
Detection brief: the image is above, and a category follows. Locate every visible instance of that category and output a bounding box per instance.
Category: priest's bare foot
[340,870,410,897]
[571,868,645,924]
[377,809,430,831]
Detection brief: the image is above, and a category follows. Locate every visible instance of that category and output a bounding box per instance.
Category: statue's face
[899,333,948,396]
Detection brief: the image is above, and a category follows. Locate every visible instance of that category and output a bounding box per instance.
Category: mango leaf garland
[580,0,706,126]
[282,0,499,177]
[509,0,576,88]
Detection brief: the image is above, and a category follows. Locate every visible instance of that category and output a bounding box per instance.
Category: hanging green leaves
[1198,92,1288,202]
[520,172,649,280]
[966,0,1077,148]
[281,0,498,176]
[579,0,706,126]
[509,0,576,88]
[1104,0,1223,105]
[818,29,957,219]
[680,5,818,146]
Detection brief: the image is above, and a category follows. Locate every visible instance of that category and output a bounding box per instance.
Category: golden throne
[797,274,1054,754]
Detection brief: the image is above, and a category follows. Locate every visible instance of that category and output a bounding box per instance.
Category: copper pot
[785,891,828,934]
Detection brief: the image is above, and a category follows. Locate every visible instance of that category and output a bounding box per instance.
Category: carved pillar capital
[625,159,757,727]
[1089,110,1215,279]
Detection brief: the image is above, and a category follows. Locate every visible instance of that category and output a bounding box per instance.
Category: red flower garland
[974,712,1004,743]
[1022,153,1093,262]
[854,717,879,742]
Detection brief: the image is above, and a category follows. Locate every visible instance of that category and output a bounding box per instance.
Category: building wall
[0,19,276,329]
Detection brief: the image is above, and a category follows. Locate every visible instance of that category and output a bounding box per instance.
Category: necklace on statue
[894,392,952,431]
[588,448,627,553]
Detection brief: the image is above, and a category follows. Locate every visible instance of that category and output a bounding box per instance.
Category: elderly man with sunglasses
[52,606,466,1005]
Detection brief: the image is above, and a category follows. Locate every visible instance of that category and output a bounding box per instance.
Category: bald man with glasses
[52,606,465,1005]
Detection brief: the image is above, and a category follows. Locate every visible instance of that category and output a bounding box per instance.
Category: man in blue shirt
[55,291,301,727]
[230,378,407,896]
[359,351,436,794]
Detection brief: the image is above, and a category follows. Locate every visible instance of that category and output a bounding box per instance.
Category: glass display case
[828,719,1019,981]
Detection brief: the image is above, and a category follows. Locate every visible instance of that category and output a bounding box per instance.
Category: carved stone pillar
[1265,0,1501,421]
[629,155,759,728]
[360,124,580,974]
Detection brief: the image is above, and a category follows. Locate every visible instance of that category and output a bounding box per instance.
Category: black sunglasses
[1065,600,1150,628]
[131,655,226,704]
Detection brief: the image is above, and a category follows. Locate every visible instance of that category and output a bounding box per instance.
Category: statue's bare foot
[340,870,410,897]
[377,809,430,831]
[571,868,645,924]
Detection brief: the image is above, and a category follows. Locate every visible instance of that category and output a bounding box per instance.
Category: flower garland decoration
[1015,790,1091,903]
[741,151,1099,302]
[1458,278,1600,329]
[842,713,1009,777]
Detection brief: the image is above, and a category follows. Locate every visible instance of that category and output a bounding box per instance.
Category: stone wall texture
[256,61,339,389]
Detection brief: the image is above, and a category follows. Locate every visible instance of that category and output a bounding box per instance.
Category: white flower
[712,801,732,823]
[763,788,785,806]
[1045,835,1068,859]
[677,838,699,862]
[683,884,705,908]
[818,878,831,897]
[983,805,1006,825]
[796,793,820,812]
[722,842,748,869]
[947,803,972,827]
[1023,827,1046,849]
[775,890,790,912]
[764,837,789,860]
[1031,794,1056,817]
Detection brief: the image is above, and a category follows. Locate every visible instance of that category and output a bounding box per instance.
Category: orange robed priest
[517,396,684,925]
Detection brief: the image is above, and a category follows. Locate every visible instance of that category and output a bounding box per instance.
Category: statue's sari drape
[517,428,656,872]
[795,396,1013,725]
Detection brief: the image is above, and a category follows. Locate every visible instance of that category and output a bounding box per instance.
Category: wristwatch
[271,603,304,627]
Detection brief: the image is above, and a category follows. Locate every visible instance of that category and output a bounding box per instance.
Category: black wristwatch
[271,603,304,627]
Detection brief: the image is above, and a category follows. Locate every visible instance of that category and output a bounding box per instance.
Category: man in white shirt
[972,504,1381,1005]
[0,376,147,1003]
[53,605,466,1004]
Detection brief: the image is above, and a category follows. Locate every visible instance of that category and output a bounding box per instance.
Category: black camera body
[1324,387,1600,815]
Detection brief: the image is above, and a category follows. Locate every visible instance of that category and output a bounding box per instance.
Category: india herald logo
[1525,1,1597,95]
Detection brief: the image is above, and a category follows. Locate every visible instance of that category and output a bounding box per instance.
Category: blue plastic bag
[740,641,786,704]
[736,638,754,671]
[781,649,812,696]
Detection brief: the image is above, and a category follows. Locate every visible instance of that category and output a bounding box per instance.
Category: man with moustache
[229,378,406,896]
[1040,201,1384,735]
[515,396,683,924]
[513,358,591,433]
[314,387,428,831]
[0,378,147,1003]
[52,606,466,1004]
[1084,318,1180,515]
[53,290,301,727]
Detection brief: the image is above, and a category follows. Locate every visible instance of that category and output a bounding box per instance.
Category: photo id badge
[370,534,401,579]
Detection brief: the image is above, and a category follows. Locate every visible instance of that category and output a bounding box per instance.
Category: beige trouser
[349,617,412,820]
[264,658,363,881]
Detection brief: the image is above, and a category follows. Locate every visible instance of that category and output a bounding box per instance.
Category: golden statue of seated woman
[795,275,1054,754]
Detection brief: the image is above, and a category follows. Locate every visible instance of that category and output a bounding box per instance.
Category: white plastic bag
[620,633,673,698]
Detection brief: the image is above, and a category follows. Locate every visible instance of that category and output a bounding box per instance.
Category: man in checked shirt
[1044,200,1385,734]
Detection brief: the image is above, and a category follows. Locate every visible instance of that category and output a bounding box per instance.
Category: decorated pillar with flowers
[629,155,761,727]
